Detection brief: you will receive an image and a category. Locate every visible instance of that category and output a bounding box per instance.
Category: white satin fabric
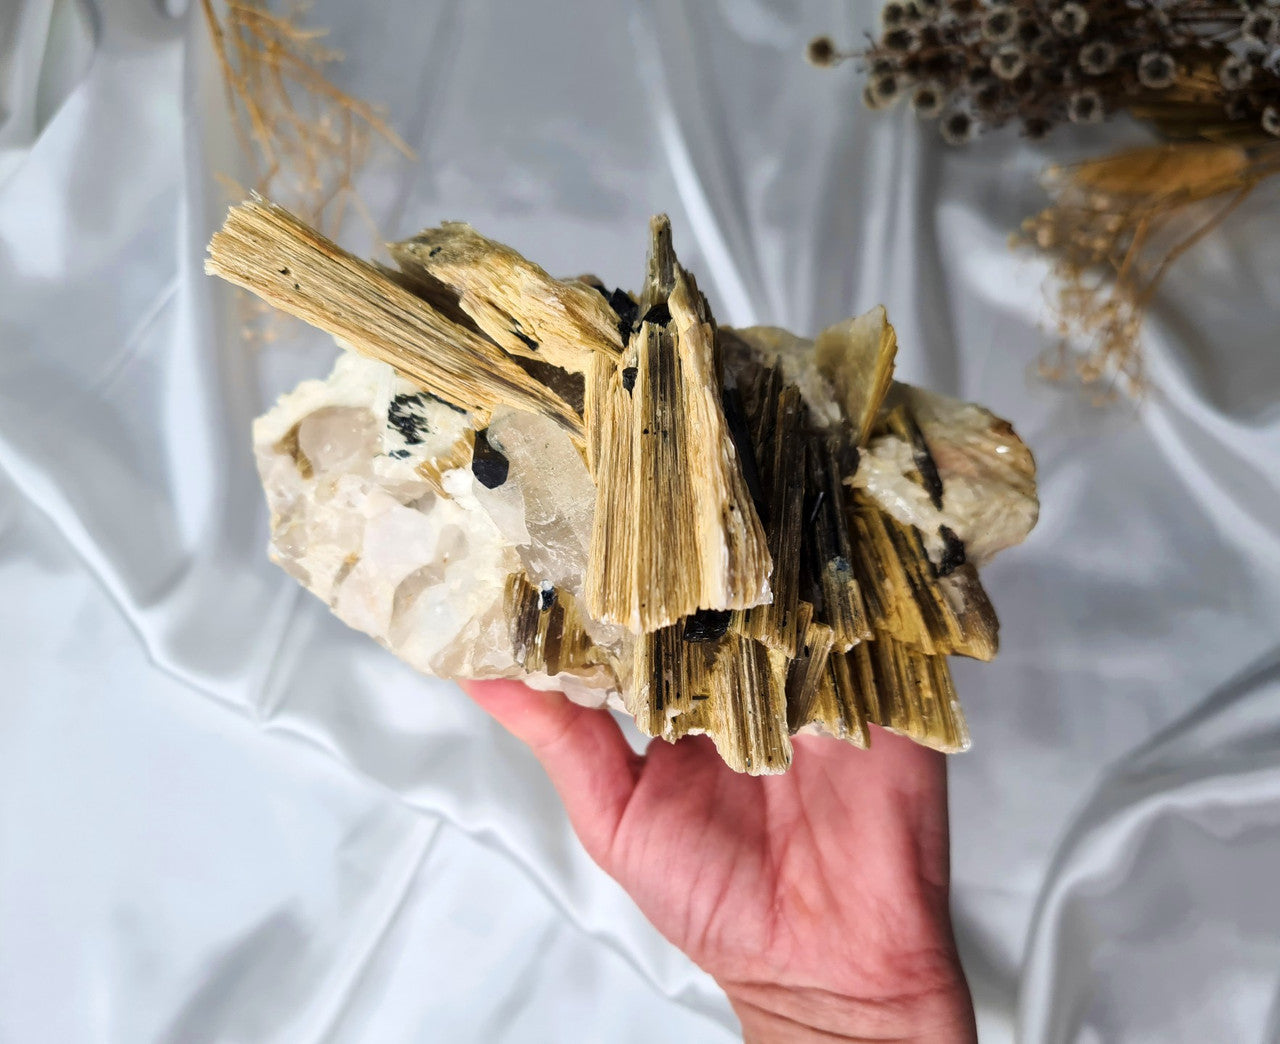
[3,1,1280,1040]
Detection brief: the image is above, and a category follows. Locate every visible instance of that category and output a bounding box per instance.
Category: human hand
[464,680,976,1043]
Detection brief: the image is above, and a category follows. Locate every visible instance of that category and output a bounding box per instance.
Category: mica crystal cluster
[208,199,1038,774]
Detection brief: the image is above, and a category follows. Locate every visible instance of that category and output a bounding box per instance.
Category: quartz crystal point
[208,199,1039,774]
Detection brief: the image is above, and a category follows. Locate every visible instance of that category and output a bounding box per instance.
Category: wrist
[721,975,976,1043]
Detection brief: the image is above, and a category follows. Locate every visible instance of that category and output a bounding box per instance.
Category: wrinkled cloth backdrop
[3,1,1280,1041]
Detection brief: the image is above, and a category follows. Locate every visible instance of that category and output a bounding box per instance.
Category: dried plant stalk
[815,2,1280,401]
[1018,142,1278,398]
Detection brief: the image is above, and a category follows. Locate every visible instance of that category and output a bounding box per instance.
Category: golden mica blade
[206,198,583,440]
[583,217,772,632]
[631,625,792,775]
[784,606,837,733]
[815,650,872,748]
[813,305,898,446]
[730,366,807,656]
[505,572,618,683]
[803,435,871,652]
[391,221,624,374]
[853,637,971,754]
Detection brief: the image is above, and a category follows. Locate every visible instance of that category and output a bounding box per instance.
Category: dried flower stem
[200,0,411,234]
[200,0,414,342]
[1020,142,1280,399]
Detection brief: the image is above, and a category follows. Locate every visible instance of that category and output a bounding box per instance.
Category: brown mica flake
[415,429,475,497]
[505,573,615,683]
[274,423,313,479]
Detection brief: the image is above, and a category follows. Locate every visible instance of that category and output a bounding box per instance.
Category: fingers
[462,679,643,866]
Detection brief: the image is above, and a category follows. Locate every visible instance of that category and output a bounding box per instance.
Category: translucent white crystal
[851,386,1040,565]
[486,407,595,595]
[254,347,620,689]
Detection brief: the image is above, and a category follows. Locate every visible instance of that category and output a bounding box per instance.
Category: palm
[602,732,953,1000]
[464,680,959,1011]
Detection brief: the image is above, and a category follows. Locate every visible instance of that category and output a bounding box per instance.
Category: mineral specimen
[208,199,1038,774]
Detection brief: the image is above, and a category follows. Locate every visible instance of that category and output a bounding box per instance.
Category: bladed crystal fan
[207,199,1038,774]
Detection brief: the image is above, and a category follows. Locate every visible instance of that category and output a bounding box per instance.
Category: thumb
[462,679,643,865]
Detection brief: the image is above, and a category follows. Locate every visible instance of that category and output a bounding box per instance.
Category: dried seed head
[1068,88,1103,124]
[912,82,946,119]
[1137,51,1176,90]
[882,27,918,53]
[870,72,904,107]
[981,9,1017,43]
[1079,40,1118,76]
[1219,54,1253,91]
[991,45,1027,81]
[807,36,840,67]
[1017,19,1046,49]
[1024,117,1051,140]
[851,0,1275,145]
[940,108,976,145]
[1242,12,1279,45]
[1052,3,1089,39]
[881,2,908,30]
[871,55,898,77]
[900,0,925,27]
[1264,105,1280,137]
[864,74,906,111]
[972,78,1002,111]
